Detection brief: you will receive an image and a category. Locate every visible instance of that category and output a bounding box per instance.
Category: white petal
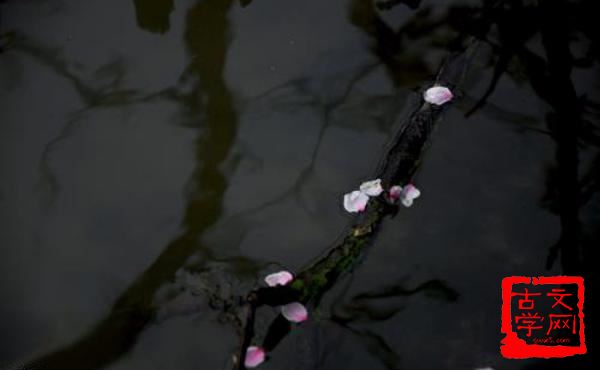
[389,185,402,202]
[400,197,414,207]
[359,178,384,197]
[343,190,370,213]
[399,184,420,207]
[402,184,421,200]
[423,86,453,105]
[281,302,308,323]
[244,346,266,368]
[264,271,294,287]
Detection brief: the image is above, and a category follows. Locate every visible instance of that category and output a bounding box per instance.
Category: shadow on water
[350,0,433,87]
[20,0,244,369]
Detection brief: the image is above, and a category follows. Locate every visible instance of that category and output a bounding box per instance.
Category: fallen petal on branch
[400,184,421,207]
[281,302,308,323]
[244,346,266,368]
[424,86,453,105]
[359,178,384,197]
[264,270,294,287]
[343,190,369,213]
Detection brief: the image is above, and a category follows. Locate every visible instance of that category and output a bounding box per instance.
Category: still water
[0,0,597,369]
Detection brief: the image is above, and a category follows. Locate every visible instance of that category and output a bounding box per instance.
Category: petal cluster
[386,183,421,207]
[399,184,421,207]
[248,271,310,367]
[263,271,309,323]
[343,178,383,213]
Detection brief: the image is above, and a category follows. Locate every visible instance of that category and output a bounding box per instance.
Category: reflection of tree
[11,38,180,201]
[424,0,597,368]
[133,0,174,34]
[350,0,434,87]
[21,0,241,369]
[448,0,597,275]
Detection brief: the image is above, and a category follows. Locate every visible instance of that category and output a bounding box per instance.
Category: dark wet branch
[233,41,478,369]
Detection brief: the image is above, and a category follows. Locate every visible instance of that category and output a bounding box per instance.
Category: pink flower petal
[388,185,402,202]
[400,184,421,207]
[423,86,453,105]
[403,184,421,199]
[359,179,384,197]
[281,302,308,323]
[244,346,265,368]
[343,190,370,213]
[264,270,294,287]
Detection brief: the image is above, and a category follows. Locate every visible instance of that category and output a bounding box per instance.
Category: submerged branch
[234,40,479,369]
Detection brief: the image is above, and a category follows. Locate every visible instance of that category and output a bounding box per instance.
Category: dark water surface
[1,0,598,369]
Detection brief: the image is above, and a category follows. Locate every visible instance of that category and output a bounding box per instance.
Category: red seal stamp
[501,276,586,358]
